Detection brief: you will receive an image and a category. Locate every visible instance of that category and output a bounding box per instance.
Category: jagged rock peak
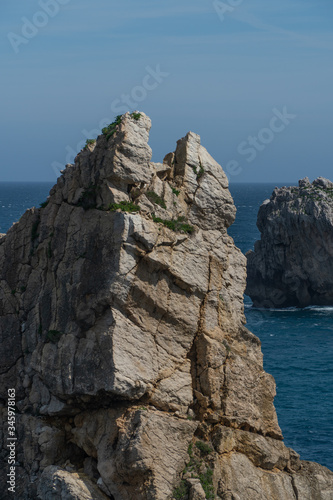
[247,177,333,308]
[1,116,333,499]
[50,111,236,230]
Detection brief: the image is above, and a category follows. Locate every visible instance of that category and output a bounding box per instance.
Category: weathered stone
[187,479,206,499]
[0,113,332,499]
[217,452,333,500]
[37,466,109,500]
[246,178,333,308]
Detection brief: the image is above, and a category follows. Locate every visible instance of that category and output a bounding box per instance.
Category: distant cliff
[246,177,333,308]
[1,115,333,499]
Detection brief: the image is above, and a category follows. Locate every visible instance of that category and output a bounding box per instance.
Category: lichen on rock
[0,114,332,499]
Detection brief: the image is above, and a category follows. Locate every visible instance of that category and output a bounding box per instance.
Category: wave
[246,304,333,314]
[304,305,333,312]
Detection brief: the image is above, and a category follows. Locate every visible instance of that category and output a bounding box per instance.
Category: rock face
[246,177,333,308]
[0,114,332,499]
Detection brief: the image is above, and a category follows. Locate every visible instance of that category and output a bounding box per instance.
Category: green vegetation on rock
[102,115,122,140]
[152,215,194,234]
[84,139,96,150]
[108,201,140,213]
[173,442,215,499]
[146,191,166,209]
[77,185,99,210]
[195,441,213,455]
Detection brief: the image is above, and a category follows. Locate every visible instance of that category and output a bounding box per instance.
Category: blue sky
[1,0,333,183]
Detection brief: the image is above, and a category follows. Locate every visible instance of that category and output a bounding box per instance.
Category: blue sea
[0,181,332,471]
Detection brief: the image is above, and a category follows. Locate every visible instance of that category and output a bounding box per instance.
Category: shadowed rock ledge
[0,114,332,499]
[246,177,333,308]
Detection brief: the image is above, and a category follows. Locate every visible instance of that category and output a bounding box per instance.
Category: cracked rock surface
[1,114,332,499]
[246,177,333,308]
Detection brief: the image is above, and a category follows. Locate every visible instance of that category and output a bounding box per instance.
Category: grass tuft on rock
[108,201,140,213]
[152,215,194,234]
[146,191,166,209]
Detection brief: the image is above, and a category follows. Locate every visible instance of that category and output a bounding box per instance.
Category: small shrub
[192,163,204,180]
[77,185,98,210]
[102,115,122,140]
[146,191,166,209]
[173,480,189,500]
[199,467,214,499]
[171,187,180,197]
[20,286,26,293]
[197,163,204,180]
[152,215,194,234]
[84,139,96,150]
[38,324,42,336]
[46,330,64,343]
[131,112,141,121]
[195,441,213,455]
[11,289,16,296]
[108,201,140,213]
[40,200,49,208]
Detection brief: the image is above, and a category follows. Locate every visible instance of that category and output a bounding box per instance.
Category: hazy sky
[1,0,333,183]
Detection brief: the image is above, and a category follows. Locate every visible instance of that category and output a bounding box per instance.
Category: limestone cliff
[0,114,332,499]
[246,177,333,308]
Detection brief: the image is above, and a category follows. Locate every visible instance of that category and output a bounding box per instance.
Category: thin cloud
[229,8,333,50]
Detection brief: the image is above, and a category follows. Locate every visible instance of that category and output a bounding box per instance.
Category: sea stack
[1,114,333,499]
[246,177,333,308]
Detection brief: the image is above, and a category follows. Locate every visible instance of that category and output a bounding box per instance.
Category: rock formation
[0,114,332,499]
[246,177,333,308]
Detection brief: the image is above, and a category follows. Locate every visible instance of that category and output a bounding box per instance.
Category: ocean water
[229,183,333,471]
[0,182,53,233]
[0,181,332,471]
